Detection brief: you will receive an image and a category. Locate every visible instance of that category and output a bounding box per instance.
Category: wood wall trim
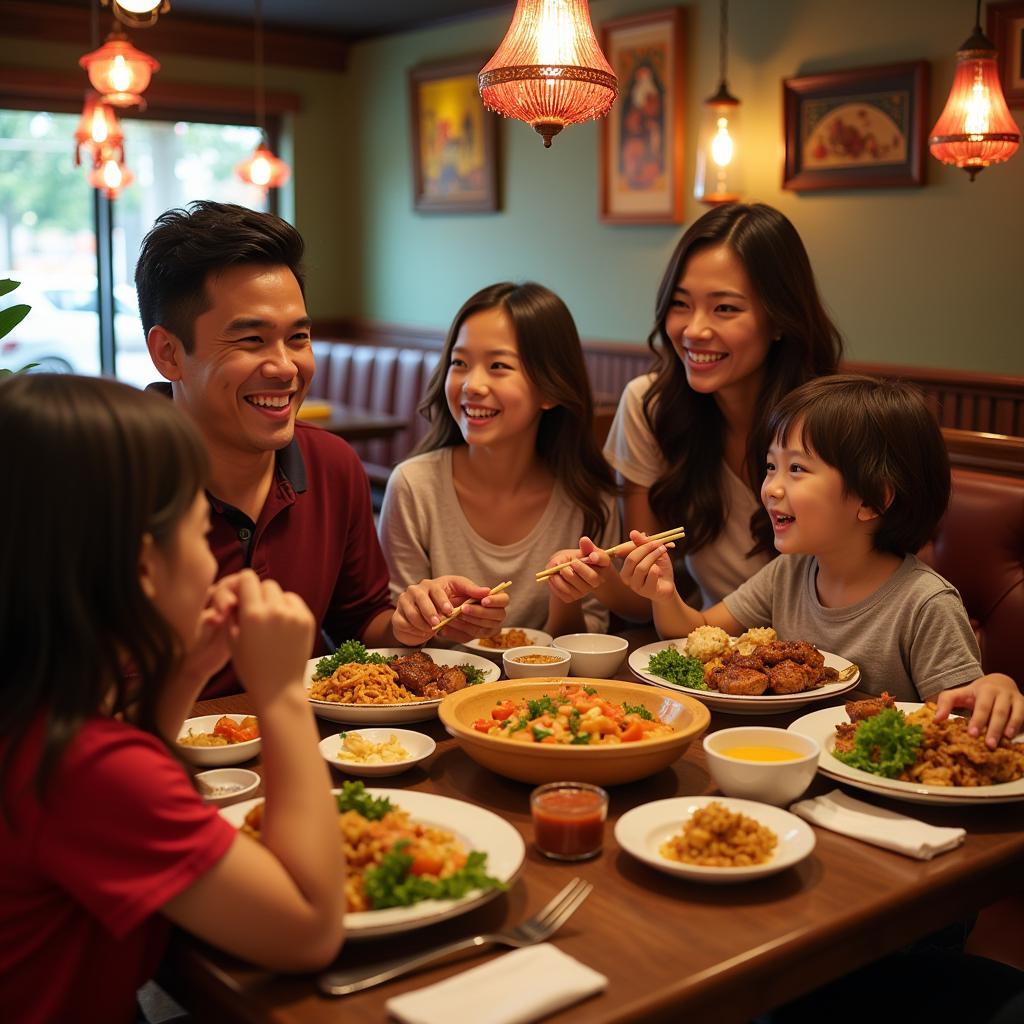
[0,1,347,72]
[0,65,300,118]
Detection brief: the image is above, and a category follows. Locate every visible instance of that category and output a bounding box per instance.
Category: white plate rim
[461,628,554,656]
[787,701,1024,804]
[219,787,524,938]
[318,729,436,776]
[615,795,815,883]
[629,639,860,713]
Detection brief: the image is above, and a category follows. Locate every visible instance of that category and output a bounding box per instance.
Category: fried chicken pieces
[708,640,837,696]
[390,652,468,701]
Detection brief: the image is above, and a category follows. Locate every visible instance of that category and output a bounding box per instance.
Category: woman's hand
[934,673,1024,749]
[544,536,613,604]
[619,529,678,602]
[229,570,316,703]
[393,575,509,645]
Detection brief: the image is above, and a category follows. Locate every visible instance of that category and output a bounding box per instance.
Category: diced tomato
[491,701,516,721]
[472,718,493,733]
[409,852,445,876]
[620,721,644,743]
[213,716,245,743]
[599,700,623,721]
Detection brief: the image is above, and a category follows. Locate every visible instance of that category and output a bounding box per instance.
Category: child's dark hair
[416,282,617,540]
[135,200,305,352]
[0,374,208,813]
[645,203,843,558]
[767,374,951,555]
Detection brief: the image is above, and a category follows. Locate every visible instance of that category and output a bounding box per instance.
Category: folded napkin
[790,788,965,860]
[386,945,607,1024]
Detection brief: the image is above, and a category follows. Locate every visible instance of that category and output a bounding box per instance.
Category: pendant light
[73,92,124,168]
[236,0,291,192]
[101,0,170,29]
[694,0,742,203]
[928,0,1020,180]
[479,0,617,148]
[79,23,160,109]
[89,149,134,200]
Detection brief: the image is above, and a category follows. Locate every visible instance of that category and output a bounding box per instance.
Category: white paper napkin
[789,788,965,860]
[386,944,607,1024]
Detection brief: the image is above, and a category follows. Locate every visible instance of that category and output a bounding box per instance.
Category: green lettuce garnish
[362,842,506,909]
[833,709,923,779]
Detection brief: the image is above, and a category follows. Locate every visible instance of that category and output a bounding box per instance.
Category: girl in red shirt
[0,374,345,1023]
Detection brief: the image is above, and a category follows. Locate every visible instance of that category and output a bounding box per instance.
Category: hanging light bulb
[101,1,171,29]
[235,0,290,191]
[479,0,618,148]
[79,24,160,109]
[928,0,1020,180]
[694,0,743,203]
[73,93,124,168]
[89,147,134,200]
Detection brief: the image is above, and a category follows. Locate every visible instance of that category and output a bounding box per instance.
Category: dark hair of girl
[416,282,617,540]
[767,374,950,556]
[0,374,208,816]
[644,202,844,558]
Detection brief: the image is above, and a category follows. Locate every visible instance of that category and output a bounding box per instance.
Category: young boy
[621,374,1023,748]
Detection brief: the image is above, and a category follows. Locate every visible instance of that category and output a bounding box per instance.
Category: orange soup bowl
[439,678,711,786]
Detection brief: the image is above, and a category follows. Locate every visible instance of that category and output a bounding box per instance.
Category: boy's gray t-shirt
[722,553,982,701]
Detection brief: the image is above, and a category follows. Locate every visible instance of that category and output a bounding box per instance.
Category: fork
[317,877,593,996]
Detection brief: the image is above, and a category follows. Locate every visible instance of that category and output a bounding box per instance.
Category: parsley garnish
[582,685,597,695]
[623,702,654,721]
[315,639,395,680]
[647,649,708,690]
[527,695,559,719]
[335,780,393,820]
[459,663,486,686]
[833,709,923,779]
[508,716,530,733]
[570,733,592,745]
[568,709,582,736]
[531,725,553,742]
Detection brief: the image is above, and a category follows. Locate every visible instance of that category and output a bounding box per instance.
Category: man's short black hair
[135,201,306,353]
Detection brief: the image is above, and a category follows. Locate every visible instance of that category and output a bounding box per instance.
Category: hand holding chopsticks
[432,579,512,631]
[534,525,685,583]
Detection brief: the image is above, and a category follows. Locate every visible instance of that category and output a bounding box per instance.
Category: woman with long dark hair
[603,202,843,609]
[0,375,344,1023]
[380,282,619,637]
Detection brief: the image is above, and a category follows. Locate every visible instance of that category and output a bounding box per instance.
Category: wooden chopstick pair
[533,525,686,583]
[431,580,512,631]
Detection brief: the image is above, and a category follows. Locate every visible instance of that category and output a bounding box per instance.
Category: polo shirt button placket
[238,528,252,542]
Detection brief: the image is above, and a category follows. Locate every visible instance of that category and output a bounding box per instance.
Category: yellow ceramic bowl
[439,678,711,786]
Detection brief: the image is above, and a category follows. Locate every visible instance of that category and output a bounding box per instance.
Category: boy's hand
[393,575,508,645]
[544,536,612,604]
[619,529,678,602]
[934,673,1024,749]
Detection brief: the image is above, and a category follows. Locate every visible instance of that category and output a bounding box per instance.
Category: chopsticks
[534,525,686,582]
[431,580,512,631]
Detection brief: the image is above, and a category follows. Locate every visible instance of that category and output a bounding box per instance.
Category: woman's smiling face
[665,243,775,406]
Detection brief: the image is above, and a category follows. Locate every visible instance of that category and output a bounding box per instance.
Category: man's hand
[392,575,509,645]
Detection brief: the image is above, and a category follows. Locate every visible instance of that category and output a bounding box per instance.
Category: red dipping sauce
[530,782,609,861]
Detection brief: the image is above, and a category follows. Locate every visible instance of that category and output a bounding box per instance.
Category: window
[0,105,279,386]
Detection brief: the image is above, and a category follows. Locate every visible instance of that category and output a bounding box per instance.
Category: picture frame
[782,61,929,191]
[989,1,1024,108]
[409,57,498,213]
[599,8,686,224]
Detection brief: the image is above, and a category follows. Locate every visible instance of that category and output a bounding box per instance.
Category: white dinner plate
[629,639,860,715]
[304,648,500,724]
[220,788,524,939]
[615,795,815,884]
[788,702,1024,805]
[462,628,553,662]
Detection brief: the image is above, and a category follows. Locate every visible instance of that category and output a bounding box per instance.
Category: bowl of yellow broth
[703,726,820,807]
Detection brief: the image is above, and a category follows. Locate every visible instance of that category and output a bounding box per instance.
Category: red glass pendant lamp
[79,23,160,109]
[74,93,124,168]
[89,149,134,200]
[928,0,1020,179]
[479,0,618,148]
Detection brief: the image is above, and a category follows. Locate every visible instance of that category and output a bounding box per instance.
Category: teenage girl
[380,282,619,639]
[0,375,345,1024]
[599,202,843,612]
[621,374,1024,747]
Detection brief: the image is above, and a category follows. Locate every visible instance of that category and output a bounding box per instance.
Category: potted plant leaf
[0,278,34,377]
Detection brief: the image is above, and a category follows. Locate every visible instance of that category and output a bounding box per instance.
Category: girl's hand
[229,570,316,703]
[393,576,508,645]
[934,673,1024,749]
[178,573,243,686]
[545,536,612,604]
[619,529,678,602]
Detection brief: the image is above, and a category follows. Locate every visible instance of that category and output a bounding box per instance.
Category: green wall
[5,0,1023,373]
[341,0,1024,373]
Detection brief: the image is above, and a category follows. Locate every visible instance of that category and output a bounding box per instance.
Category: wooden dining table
[297,401,407,442]
[166,633,1024,1023]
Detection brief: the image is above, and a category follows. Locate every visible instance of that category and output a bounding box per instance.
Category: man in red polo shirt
[137,201,507,697]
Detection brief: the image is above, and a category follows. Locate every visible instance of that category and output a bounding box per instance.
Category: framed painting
[782,61,929,191]
[599,8,686,224]
[409,57,498,212]
[989,1,1024,107]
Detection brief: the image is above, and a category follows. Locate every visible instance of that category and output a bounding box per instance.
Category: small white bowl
[502,645,571,679]
[552,633,629,678]
[703,726,820,807]
[319,727,436,777]
[195,768,260,804]
[176,714,261,767]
